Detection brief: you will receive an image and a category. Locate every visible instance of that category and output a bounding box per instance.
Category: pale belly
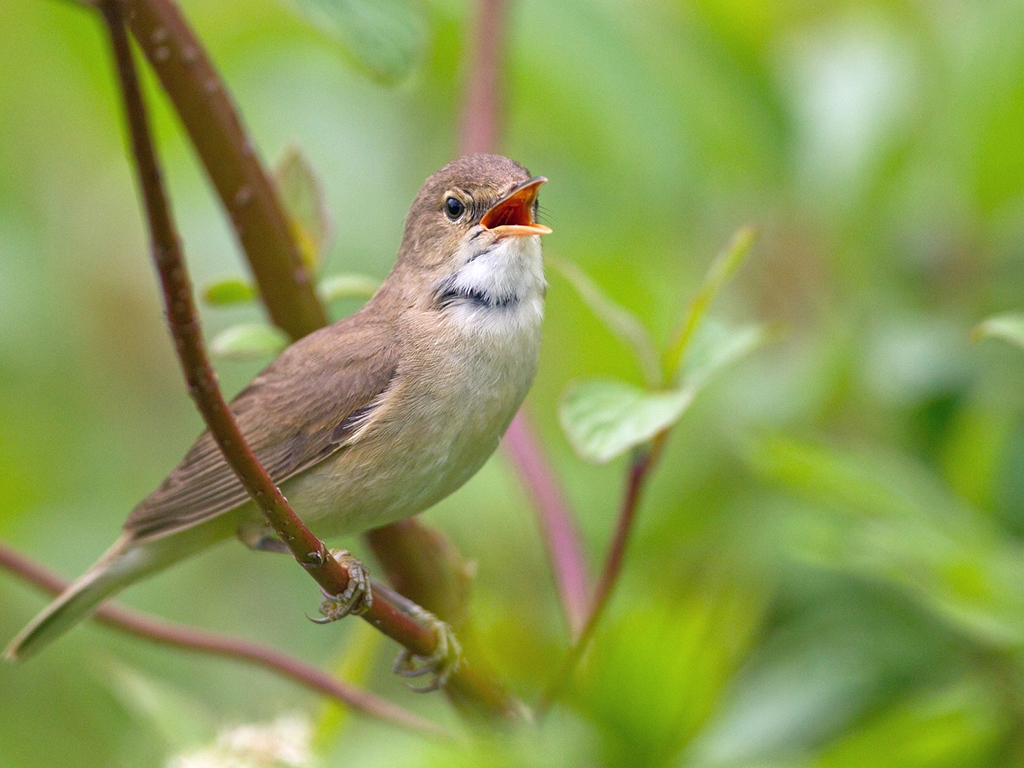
[239,296,543,542]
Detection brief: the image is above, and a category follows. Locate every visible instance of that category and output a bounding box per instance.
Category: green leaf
[317,273,380,304]
[273,145,333,275]
[286,0,427,84]
[202,277,258,306]
[560,380,693,464]
[664,225,756,381]
[578,593,765,762]
[554,258,661,388]
[561,323,767,463]
[680,321,770,390]
[209,323,289,361]
[972,311,1024,351]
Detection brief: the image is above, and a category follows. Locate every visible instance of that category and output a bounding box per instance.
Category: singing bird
[6,153,551,660]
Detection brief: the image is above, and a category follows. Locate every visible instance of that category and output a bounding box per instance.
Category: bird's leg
[239,527,371,615]
[371,581,463,692]
[308,555,462,690]
[393,607,463,693]
[311,549,373,622]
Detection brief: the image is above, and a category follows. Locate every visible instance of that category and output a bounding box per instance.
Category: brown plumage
[126,313,399,540]
[6,153,550,660]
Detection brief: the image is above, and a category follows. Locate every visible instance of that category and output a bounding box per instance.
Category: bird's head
[394,154,551,311]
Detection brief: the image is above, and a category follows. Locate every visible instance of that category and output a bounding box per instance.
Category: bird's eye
[444,196,466,220]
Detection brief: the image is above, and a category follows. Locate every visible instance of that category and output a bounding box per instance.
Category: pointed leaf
[202,277,258,306]
[578,593,766,759]
[665,225,756,381]
[680,321,771,390]
[318,273,380,304]
[561,380,694,464]
[273,145,333,274]
[209,323,289,361]
[286,0,427,84]
[555,259,661,388]
[972,312,1024,351]
[561,323,767,463]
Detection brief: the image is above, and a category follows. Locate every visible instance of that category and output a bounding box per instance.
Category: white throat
[442,235,546,310]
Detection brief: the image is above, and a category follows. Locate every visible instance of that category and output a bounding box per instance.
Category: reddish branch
[582,437,665,650]
[460,0,505,154]
[503,416,590,639]
[101,0,524,722]
[0,542,447,737]
[102,0,351,618]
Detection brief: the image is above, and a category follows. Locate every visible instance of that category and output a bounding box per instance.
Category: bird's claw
[309,550,372,624]
[392,606,463,692]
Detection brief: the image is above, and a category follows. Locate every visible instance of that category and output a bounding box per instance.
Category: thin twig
[100,0,524,719]
[538,433,667,714]
[0,542,448,737]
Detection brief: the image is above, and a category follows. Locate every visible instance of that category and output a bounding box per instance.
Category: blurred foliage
[208,322,290,360]
[273,143,335,275]
[2,0,1024,766]
[974,312,1024,351]
[558,226,763,463]
[287,0,428,84]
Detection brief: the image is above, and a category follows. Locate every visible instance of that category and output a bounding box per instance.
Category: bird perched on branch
[6,153,550,661]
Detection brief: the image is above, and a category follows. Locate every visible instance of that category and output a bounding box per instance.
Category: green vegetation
[2,1,1024,766]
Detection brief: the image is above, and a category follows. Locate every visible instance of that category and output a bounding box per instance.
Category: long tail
[8,512,238,661]
[4,535,159,661]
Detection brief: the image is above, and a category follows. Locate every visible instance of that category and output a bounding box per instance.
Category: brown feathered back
[124,310,398,541]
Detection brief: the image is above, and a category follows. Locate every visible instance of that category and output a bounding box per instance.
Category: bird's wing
[124,316,398,541]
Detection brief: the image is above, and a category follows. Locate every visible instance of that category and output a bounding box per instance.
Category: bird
[6,153,551,661]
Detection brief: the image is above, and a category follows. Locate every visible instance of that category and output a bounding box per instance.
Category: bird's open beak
[481,176,552,237]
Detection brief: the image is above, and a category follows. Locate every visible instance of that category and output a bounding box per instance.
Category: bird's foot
[393,606,463,692]
[310,550,372,623]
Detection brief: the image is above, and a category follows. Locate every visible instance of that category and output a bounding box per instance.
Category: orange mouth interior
[481,177,550,234]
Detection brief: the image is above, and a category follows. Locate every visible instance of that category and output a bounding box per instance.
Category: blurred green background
[3,0,1024,766]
